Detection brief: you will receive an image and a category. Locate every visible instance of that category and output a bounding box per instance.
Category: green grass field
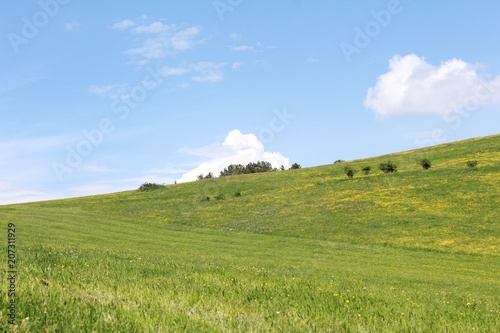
[1,134,499,332]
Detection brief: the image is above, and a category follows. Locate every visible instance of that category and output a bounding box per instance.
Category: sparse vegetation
[419,158,432,169]
[466,160,478,168]
[379,161,398,173]
[138,182,165,191]
[197,172,215,180]
[344,165,355,178]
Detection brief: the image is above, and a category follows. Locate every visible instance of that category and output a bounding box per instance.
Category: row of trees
[197,161,301,180]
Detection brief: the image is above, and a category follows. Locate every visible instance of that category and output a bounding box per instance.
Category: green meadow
[1,134,499,332]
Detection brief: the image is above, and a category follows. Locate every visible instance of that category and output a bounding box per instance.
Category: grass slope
[1,134,499,332]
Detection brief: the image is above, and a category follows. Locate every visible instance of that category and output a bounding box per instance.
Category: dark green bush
[344,166,355,178]
[379,161,397,173]
[197,172,215,180]
[138,183,165,191]
[466,160,478,168]
[233,191,242,197]
[362,166,371,175]
[290,163,302,170]
[419,158,432,170]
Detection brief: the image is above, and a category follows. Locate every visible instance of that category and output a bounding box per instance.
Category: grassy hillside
[1,134,499,332]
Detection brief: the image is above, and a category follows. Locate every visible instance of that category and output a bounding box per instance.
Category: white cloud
[178,130,290,183]
[158,62,227,83]
[231,45,255,52]
[190,61,224,71]
[190,62,226,83]
[365,54,500,117]
[171,27,201,51]
[112,19,136,30]
[192,71,224,83]
[132,21,173,34]
[89,84,124,95]
[125,39,167,60]
[162,66,188,76]
[115,18,203,62]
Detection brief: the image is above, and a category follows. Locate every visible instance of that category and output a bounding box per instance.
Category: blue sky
[2,0,500,204]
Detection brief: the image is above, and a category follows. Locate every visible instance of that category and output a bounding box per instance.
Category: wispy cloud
[0,181,60,205]
[229,33,241,40]
[114,18,203,63]
[161,66,188,76]
[232,61,243,69]
[171,27,201,51]
[190,61,226,83]
[192,71,224,83]
[159,61,227,83]
[89,84,125,95]
[229,39,276,54]
[306,56,319,64]
[231,45,255,52]
[132,21,173,34]
[112,19,136,30]
[365,54,500,117]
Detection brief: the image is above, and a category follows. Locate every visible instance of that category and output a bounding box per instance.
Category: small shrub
[334,159,345,164]
[138,183,165,191]
[362,166,371,175]
[379,161,397,173]
[419,158,432,170]
[198,172,215,180]
[466,160,478,168]
[290,163,301,170]
[344,166,355,178]
[214,193,225,200]
[201,196,210,202]
[233,191,242,197]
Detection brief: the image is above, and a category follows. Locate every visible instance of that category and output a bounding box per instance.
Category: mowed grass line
[1,207,500,332]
